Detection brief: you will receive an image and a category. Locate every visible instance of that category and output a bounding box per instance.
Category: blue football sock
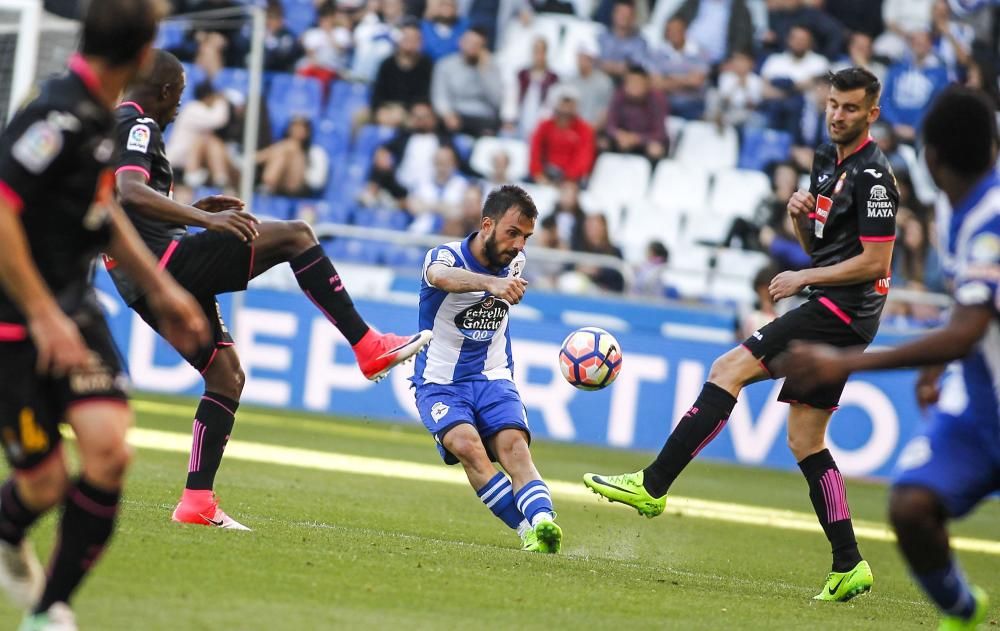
[914,559,977,619]
[477,472,524,530]
[514,479,554,525]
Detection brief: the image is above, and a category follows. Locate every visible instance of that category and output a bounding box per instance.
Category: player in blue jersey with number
[784,86,999,630]
[412,185,562,553]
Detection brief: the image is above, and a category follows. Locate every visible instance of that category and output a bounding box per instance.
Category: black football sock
[0,478,43,545]
[34,478,120,614]
[290,245,369,345]
[798,449,863,572]
[185,392,238,491]
[642,382,737,497]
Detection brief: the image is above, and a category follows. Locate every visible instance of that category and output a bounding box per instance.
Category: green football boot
[534,519,562,554]
[813,560,874,602]
[938,585,989,631]
[521,527,542,552]
[582,471,666,518]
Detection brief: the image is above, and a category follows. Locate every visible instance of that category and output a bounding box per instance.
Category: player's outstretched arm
[0,199,91,374]
[104,202,210,355]
[779,304,992,388]
[769,240,892,300]
[427,265,528,304]
[116,170,259,242]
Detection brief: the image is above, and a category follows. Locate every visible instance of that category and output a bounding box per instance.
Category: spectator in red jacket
[529,85,596,184]
[600,64,669,161]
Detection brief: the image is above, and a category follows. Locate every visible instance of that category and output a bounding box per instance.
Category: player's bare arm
[426,264,528,304]
[116,170,259,242]
[0,198,90,375]
[770,240,892,301]
[104,201,210,355]
[786,189,815,253]
[781,304,993,389]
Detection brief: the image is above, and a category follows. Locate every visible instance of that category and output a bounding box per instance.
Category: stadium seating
[325,81,371,133]
[647,159,709,213]
[282,0,316,35]
[673,121,739,172]
[214,67,250,98]
[295,198,353,225]
[469,137,530,182]
[519,182,559,217]
[737,128,792,172]
[252,194,295,220]
[268,73,323,136]
[549,17,604,78]
[618,200,683,263]
[707,168,772,221]
[156,20,188,50]
[660,244,715,299]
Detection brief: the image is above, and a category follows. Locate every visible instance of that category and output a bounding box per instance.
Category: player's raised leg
[438,424,535,549]
[249,219,431,381]
[584,344,763,516]
[787,404,871,601]
[20,400,132,629]
[171,346,249,529]
[490,428,561,553]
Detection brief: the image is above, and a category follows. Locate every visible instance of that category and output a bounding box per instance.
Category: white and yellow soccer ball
[558,327,623,390]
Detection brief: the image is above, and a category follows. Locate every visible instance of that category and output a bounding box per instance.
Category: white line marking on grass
[124,427,1000,557]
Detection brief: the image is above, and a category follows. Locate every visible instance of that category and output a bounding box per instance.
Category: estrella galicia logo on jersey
[11,120,62,174]
[430,402,449,422]
[126,124,151,152]
[867,184,894,218]
[454,295,509,341]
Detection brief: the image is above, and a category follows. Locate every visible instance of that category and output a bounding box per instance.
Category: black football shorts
[741,298,869,410]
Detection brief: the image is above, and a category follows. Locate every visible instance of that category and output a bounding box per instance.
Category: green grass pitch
[1,393,998,629]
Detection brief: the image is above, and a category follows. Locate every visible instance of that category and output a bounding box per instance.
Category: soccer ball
[558,327,623,391]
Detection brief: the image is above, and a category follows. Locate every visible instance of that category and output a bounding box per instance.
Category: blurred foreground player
[107,50,432,529]
[585,67,898,601]
[784,87,998,630]
[412,186,562,552]
[0,1,211,628]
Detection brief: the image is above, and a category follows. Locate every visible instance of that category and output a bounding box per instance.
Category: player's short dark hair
[80,0,167,66]
[139,49,184,93]
[827,67,881,104]
[482,185,538,223]
[922,86,998,174]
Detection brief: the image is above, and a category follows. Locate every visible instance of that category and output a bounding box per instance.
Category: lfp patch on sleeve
[11,120,63,174]
[126,124,151,152]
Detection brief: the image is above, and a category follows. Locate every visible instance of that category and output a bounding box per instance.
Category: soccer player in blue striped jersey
[784,87,998,630]
[411,185,562,553]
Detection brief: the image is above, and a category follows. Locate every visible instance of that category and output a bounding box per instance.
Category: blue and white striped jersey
[936,170,1000,429]
[412,234,526,386]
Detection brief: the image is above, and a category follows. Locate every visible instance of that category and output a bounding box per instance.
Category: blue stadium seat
[384,246,426,270]
[325,81,371,132]
[295,199,353,225]
[282,0,316,35]
[214,67,250,98]
[313,120,349,161]
[371,208,412,230]
[156,21,187,49]
[252,194,294,220]
[179,62,206,105]
[738,128,792,172]
[268,74,323,136]
[351,125,396,161]
[328,238,383,265]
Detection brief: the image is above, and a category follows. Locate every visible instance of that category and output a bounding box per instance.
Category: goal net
[0,0,78,127]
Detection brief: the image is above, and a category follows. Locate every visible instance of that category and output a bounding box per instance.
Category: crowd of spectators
[161,0,1000,319]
